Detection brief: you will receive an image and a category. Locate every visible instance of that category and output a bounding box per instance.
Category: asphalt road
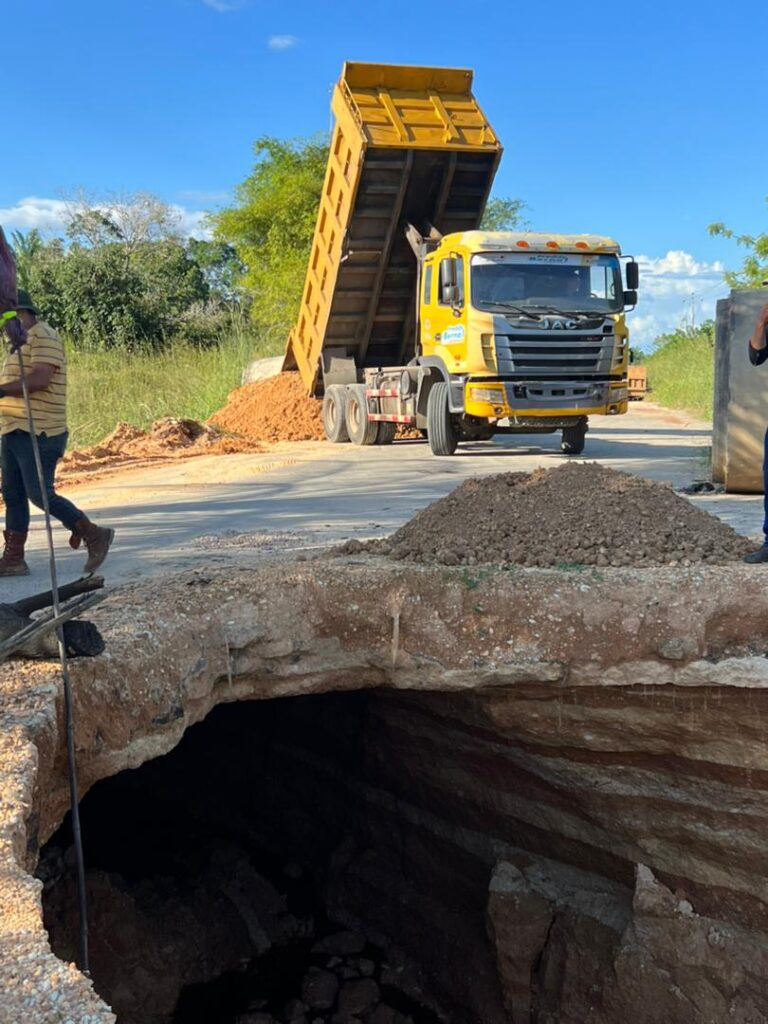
[0,403,762,602]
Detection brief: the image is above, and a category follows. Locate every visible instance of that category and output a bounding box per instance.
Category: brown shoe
[73,516,115,574]
[0,530,30,576]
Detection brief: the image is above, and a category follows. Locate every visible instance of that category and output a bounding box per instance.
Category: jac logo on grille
[541,318,580,330]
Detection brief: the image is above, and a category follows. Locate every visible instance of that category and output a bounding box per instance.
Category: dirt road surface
[0,404,761,601]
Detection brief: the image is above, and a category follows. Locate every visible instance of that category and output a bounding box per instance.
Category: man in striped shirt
[0,290,114,576]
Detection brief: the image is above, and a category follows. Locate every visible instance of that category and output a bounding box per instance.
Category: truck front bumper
[463,380,628,420]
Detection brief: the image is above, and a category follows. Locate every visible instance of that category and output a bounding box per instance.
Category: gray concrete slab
[0,403,762,604]
[713,287,768,492]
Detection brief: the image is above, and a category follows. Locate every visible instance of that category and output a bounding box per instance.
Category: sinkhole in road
[38,690,516,1024]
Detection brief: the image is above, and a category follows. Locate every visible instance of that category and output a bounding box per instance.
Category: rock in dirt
[301,967,340,1010]
[336,978,380,1015]
[342,462,751,568]
[313,930,367,957]
[283,998,310,1022]
[242,355,284,385]
[365,1008,399,1024]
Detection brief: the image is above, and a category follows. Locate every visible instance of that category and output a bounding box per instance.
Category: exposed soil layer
[58,418,262,486]
[210,373,326,442]
[342,462,751,567]
[6,562,768,1023]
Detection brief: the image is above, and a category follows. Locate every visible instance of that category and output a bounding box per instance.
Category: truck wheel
[345,385,379,446]
[427,382,458,456]
[375,421,396,445]
[561,418,587,456]
[322,385,350,443]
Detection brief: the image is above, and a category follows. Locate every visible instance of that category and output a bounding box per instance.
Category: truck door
[430,255,467,368]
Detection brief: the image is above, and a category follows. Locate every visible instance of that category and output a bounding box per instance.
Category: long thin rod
[15,344,89,973]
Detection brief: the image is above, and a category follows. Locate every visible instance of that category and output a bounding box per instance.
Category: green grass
[644,327,714,421]
[66,326,275,448]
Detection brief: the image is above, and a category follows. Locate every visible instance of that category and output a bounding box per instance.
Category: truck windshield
[471,252,623,315]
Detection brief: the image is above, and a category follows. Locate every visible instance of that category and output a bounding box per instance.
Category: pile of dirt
[61,417,261,478]
[343,463,751,568]
[210,372,325,442]
[210,371,424,443]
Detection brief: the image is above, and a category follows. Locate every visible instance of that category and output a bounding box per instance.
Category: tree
[10,193,217,349]
[480,197,529,231]
[65,191,182,253]
[10,229,44,290]
[708,200,768,288]
[186,239,245,302]
[211,135,329,347]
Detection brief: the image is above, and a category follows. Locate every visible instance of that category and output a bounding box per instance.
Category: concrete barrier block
[713,288,768,493]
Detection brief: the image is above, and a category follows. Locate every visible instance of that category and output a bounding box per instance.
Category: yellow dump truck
[284,62,639,456]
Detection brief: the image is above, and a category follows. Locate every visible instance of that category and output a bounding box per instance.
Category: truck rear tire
[345,385,379,446]
[561,418,587,456]
[427,382,458,456]
[376,421,396,445]
[322,385,350,443]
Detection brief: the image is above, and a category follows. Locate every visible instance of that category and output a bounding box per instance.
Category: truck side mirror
[625,260,639,290]
[440,258,461,306]
[623,290,638,307]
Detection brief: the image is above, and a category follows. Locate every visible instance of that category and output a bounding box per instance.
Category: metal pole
[14,343,90,973]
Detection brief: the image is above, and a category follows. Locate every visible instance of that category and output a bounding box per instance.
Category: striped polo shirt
[0,321,67,436]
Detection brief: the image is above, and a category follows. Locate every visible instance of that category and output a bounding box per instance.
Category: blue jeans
[1,429,82,534]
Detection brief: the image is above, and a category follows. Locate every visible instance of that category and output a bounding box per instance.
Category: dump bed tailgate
[284,62,502,395]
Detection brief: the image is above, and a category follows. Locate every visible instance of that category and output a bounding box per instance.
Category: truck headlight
[469,386,506,404]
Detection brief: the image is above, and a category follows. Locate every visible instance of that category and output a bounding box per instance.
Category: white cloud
[627,249,730,351]
[174,206,212,239]
[0,197,69,234]
[268,34,298,50]
[202,0,244,11]
[0,196,211,240]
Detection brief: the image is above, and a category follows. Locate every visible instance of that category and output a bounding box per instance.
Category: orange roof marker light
[575,241,589,249]
[516,240,530,248]
[546,241,559,249]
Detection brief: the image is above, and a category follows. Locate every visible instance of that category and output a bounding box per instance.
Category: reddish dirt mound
[343,463,751,568]
[60,418,261,482]
[210,371,423,443]
[209,373,325,442]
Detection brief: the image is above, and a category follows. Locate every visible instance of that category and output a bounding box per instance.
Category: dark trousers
[764,428,768,543]
[0,429,82,534]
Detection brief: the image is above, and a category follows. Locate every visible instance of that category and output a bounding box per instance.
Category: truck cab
[413,231,638,453]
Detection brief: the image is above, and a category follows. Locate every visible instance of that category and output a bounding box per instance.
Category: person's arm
[749,304,768,365]
[0,363,56,397]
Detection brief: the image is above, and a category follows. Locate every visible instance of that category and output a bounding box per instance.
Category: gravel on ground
[340,462,752,568]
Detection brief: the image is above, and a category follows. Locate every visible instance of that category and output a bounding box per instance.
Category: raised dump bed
[284,62,502,395]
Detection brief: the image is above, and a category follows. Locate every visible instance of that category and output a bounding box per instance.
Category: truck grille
[495,332,615,376]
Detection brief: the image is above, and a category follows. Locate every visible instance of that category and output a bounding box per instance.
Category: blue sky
[3,0,767,346]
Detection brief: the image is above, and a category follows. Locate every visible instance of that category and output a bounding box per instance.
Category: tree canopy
[10,193,240,349]
[479,197,529,231]
[708,199,768,288]
[211,136,329,349]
